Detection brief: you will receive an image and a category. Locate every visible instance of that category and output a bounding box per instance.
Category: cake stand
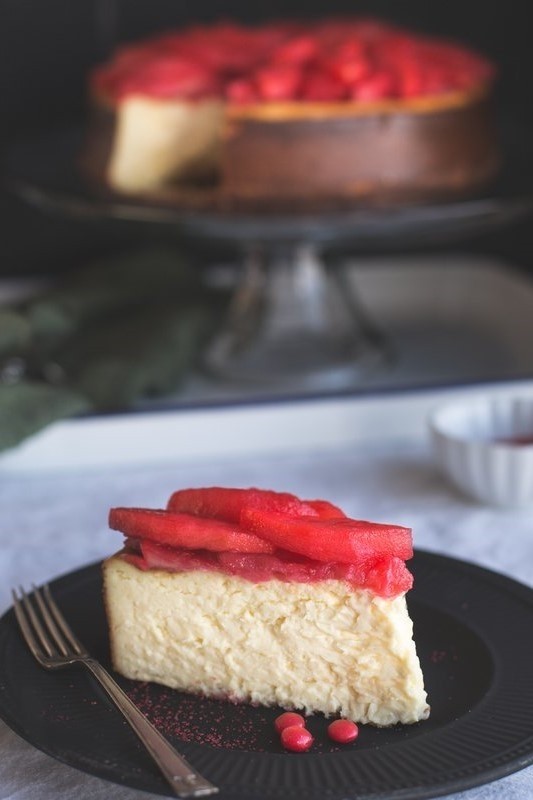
[5,122,533,388]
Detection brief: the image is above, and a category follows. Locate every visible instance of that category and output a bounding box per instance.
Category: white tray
[3,254,533,472]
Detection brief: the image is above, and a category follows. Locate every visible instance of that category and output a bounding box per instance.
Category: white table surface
[1,433,533,800]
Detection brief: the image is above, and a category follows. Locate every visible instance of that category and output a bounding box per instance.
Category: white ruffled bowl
[429,396,533,507]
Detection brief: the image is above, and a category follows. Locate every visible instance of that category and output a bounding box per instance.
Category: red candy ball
[280,725,314,752]
[327,719,359,744]
[274,711,306,733]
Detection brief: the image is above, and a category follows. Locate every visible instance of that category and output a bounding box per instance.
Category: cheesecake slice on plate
[103,487,429,726]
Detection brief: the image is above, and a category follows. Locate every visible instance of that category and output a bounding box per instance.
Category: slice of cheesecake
[99,96,224,193]
[103,487,429,726]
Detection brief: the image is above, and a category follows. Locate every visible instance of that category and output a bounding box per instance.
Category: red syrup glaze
[495,435,533,446]
[121,538,413,598]
[125,683,272,751]
[91,18,495,103]
[123,683,344,754]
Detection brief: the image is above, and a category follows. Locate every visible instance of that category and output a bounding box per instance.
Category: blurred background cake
[85,17,499,204]
[3,0,532,279]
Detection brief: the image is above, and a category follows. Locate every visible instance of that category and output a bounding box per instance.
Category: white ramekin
[429,396,533,507]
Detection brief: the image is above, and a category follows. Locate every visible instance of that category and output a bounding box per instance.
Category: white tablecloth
[1,435,533,800]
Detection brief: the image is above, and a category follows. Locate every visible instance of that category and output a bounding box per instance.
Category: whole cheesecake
[86,18,499,206]
[103,487,429,726]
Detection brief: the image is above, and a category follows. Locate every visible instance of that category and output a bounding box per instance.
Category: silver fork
[12,584,219,798]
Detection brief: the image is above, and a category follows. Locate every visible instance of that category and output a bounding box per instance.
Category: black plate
[1,550,533,800]
[4,122,533,247]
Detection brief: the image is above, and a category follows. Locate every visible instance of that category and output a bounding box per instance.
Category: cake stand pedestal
[203,241,388,386]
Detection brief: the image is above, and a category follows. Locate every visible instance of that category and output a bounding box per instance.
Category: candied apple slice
[167,487,322,522]
[363,557,413,596]
[109,507,274,553]
[141,539,218,571]
[124,541,412,597]
[122,540,218,572]
[240,508,413,563]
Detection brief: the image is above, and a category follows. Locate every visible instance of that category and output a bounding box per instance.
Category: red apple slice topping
[167,487,322,523]
[304,499,346,518]
[111,488,414,597]
[109,507,274,553]
[240,508,413,563]
[95,18,495,103]
[121,540,413,596]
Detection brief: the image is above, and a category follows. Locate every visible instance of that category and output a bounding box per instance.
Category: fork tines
[12,584,87,666]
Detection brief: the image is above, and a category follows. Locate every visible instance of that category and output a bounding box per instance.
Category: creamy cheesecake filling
[103,557,429,726]
[107,96,224,191]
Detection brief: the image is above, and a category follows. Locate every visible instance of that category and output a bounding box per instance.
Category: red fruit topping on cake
[328,40,372,86]
[352,70,396,101]
[255,64,303,101]
[223,550,412,594]
[115,489,415,594]
[301,68,347,101]
[240,508,413,564]
[157,22,294,74]
[112,488,415,597]
[123,539,214,572]
[109,507,274,553]
[226,78,259,104]
[112,55,219,100]
[167,487,321,523]
[93,18,495,104]
[176,31,256,73]
[327,719,359,743]
[397,60,425,99]
[304,499,346,519]
[122,540,412,595]
[363,557,413,596]
[273,35,319,66]
[274,711,306,733]
[280,725,314,752]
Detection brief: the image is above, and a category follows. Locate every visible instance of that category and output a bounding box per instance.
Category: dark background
[1,0,532,277]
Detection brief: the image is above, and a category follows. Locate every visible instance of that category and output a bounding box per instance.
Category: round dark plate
[1,550,533,799]
[4,123,533,247]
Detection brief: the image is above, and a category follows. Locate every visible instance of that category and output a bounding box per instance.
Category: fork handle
[83,658,218,798]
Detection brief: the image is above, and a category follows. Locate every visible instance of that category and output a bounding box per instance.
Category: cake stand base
[203,243,391,387]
